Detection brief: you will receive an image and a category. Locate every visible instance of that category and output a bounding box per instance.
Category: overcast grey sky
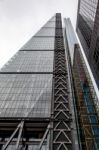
[0,0,78,68]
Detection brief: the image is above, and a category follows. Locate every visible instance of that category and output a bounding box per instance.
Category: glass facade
[77,0,99,88]
[78,14,92,48]
[78,0,98,46]
[73,47,99,150]
[21,37,55,50]
[0,16,56,119]
[79,0,98,22]
[1,51,54,72]
[44,21,56,28]
[0,15,56,150]
[0,13,99,150]
[0,74,52,118]
[64,18,78,65]
[35,28,55,37]
[78,0,98,48]
[66,17,99,150]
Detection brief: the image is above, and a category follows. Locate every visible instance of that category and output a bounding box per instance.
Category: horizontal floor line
[34,36,55,38]
[0,72,53,74]
[19,49,54,51]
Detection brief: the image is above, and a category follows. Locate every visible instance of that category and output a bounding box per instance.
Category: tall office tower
[0,13,99,150]
[0,14,79,150]
[65,18,99,150]
[76,0,99,88]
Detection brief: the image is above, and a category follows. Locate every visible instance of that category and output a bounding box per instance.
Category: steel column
[52,13,73,150]
[15,121,24,150]
[2,121,24,150]
[38,124,50,150]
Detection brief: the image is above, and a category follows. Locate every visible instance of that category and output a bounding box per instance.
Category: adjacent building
[65,17,99,150]
[76,0,99,88]
[0,13,99,150]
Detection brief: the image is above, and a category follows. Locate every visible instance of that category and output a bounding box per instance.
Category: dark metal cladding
[52,13,72,150]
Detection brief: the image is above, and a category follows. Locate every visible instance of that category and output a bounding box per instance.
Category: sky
[0,0,78,68]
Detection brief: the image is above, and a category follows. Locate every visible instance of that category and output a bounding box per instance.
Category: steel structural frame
[52,13,73,150]
[2,121,24,150]
[0,119,50,150]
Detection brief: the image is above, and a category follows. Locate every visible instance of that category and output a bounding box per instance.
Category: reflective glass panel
[44,21,56,28]
[0,74,52,118]
[35,28,55,37]
[79,0,98,22]
[1,51,54,72]
[21,37,54,50]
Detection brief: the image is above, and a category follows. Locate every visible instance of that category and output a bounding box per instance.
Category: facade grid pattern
[77,0,99,88]
[0,15,56,150]
[73,46,99,150]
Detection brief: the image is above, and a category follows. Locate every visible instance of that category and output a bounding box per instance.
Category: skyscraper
[0,13,99,150]
[0,13,78,150]
[65,18,99,150]
[76,0,99,88]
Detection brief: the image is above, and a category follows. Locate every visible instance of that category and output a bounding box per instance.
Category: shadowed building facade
[76,0,99,88]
